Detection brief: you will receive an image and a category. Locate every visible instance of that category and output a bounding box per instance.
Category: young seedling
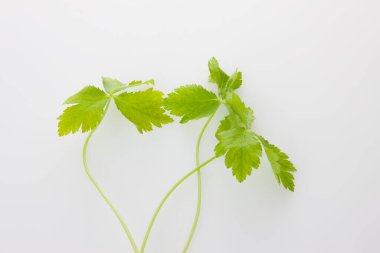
[141,58,296,252]
[58,77,173,253]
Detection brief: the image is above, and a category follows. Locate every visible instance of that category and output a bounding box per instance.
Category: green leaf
[225,93,254,128]
[222,128,262,182]
[226,70,242,90]
[208,58,243,98]
[225,143,262,182]
[113,88,173,133]
[58,86,109,136]
[258,136,296,191]
[102,77,127,95]
[218,128,258,150]
[128,79,155,87]
[214,114,242,156]
[215,121,262,182]
[164,85,220,123]
[208,57,229,96]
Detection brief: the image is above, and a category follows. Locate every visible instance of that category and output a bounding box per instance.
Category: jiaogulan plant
[58,58,296,253]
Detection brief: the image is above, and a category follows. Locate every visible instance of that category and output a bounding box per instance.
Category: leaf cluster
[58,59,296,191]
[58,77,172,136]
[164,58,296,190]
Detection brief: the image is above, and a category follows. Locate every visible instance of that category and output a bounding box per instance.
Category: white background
[0,0,379,252]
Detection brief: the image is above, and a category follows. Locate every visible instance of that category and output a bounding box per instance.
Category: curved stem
[82,100,139,253]
[140,156,217,253]
[183,107,219,253]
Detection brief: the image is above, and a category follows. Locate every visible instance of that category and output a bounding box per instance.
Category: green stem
[82,100,139,253]
[182,107,219,253]
[140,156,217,253]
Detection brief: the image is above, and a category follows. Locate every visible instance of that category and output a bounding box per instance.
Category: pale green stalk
[82,99,139,253]
[182,107,220,253]
[140,156,217,253]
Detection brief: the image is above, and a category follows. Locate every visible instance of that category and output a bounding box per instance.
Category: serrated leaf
[225,93,254,128]
[208,58,243,98]
[225,143,262,182]
[102,77,127,95]
[164,85,220,123]
[58,86,109,136]
[258,136,296,191]
[226,70,242,90]
[218,128,258,149]
[208,57,229,96]
[215,124,262,182]
[128,79,155,87]
[113,88,173,133]
[214,114,243,156]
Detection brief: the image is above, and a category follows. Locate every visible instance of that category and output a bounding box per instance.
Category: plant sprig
[58,77,173,253]
[58,59,297,253]
[164,57,296,187]
[141,58,296,252]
